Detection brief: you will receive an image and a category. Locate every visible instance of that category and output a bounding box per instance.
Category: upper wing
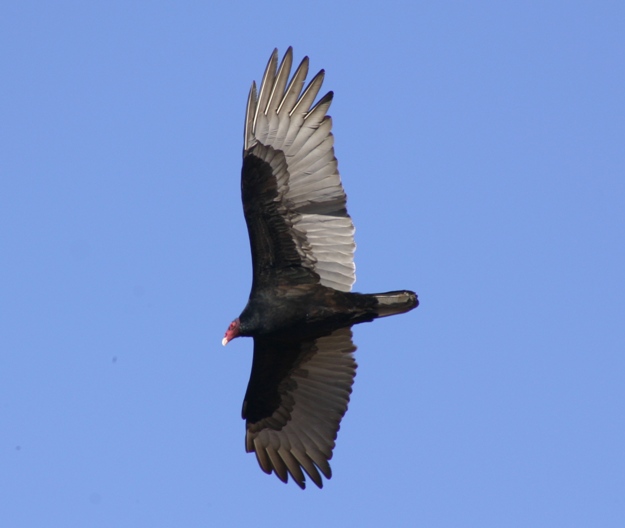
[241,47,356,292]
[242,326,357,489]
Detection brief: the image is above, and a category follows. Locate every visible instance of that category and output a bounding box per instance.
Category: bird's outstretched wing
[242,326,357,489]
[241,47,356,291]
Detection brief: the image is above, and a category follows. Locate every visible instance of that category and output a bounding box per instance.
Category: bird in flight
[223,47,419,489]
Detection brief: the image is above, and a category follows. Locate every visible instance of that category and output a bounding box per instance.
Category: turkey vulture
[223,48,419,489]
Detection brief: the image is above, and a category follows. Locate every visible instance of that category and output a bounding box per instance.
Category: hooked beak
[222,318,240,346]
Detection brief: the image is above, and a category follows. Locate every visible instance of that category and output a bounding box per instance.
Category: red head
[222,318,241,346]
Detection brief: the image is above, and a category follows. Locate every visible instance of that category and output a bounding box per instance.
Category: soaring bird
[223,48,419,489]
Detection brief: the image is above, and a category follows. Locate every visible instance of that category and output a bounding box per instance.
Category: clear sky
[2,1,624,526]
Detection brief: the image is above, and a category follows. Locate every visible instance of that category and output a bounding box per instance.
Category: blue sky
[2,1,624,526]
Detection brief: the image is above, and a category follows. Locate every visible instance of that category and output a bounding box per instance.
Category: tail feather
[373,290,419,317]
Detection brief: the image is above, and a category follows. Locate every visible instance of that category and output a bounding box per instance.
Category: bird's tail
[373,290,419,317]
